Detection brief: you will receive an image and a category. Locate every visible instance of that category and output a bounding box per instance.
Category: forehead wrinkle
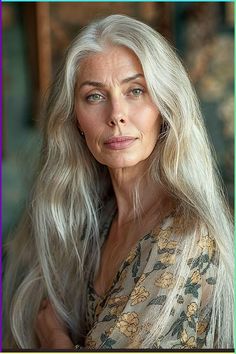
[78,81,105,89]
[78,74,145,90]
[77,46,145,90]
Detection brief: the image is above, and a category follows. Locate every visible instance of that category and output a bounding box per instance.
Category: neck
[108,164,172,227]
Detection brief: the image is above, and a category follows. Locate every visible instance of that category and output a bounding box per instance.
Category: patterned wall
[175,3,234,209]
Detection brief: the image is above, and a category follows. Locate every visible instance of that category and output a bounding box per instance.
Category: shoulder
[158,211,218,261]
[150,212,219,292]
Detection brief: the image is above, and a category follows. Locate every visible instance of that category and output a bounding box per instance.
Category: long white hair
[3,14,234,349]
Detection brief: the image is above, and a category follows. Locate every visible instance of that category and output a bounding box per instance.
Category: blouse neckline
[89,209,175,302]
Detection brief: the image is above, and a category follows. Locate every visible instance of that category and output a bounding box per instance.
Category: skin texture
[75,46,161,171]
[76,45,163,223]
[35,300,73,349]
[36,46,167,348]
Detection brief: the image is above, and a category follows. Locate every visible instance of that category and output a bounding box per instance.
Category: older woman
[4,15,234,349]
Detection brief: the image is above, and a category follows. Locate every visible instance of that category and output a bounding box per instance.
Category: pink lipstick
[104,136,137,150]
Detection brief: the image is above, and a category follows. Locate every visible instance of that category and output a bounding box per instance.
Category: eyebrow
[78,73,144,89]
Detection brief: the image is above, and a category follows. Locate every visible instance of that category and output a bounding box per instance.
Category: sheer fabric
[84,212,217,349]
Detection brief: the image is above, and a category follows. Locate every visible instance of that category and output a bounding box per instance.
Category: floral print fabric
[85,213,218,349]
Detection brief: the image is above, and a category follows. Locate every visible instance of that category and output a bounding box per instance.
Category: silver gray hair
[4,14,233,349]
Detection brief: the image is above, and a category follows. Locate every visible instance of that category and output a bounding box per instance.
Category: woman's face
[75,46,161,170]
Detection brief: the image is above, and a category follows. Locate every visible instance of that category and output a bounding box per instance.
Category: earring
[76,122,85,137]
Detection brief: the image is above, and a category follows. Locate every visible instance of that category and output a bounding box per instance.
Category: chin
[104,157,146,170]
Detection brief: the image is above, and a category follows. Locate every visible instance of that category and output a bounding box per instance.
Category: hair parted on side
[3,14,234,349]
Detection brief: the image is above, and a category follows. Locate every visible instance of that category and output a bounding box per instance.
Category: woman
[4,14,234,349]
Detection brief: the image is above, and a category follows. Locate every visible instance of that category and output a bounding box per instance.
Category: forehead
[77,46,144,82]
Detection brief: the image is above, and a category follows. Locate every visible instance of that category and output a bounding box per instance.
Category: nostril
[120,119,125,123]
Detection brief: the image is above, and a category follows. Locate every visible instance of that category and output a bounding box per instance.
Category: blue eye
[86,93,104,102]
[131,88,144,97]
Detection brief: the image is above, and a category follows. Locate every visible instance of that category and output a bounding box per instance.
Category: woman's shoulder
[150,210,219,277]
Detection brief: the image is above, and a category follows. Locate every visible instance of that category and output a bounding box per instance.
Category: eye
[130,88,144,97]
[86,93,105,102]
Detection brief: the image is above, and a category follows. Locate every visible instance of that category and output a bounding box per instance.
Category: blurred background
[2,2,234,245]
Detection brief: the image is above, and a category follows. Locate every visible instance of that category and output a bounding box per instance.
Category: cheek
[81,121,95,136]
[76,112,102,156]
[139,107,161,137]
[76,109,95,136]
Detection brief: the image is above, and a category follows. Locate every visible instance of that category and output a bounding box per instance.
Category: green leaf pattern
[84,214,218,349]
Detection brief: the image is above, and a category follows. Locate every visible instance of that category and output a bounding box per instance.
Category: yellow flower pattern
[191,270,202,284]
[151,227,172,240]
[197,321,208,335]
[180,329,197,348]
[126,248,138,264]
[84,213,218,349]
[135,274,146,287]
[130,286,150,305]
[157,238,178,251]
[186,302,198,318]
[108,295,129,306]
[198,234,216,259]
[108,295,129,316]
[160,253,176,265]
[116,312,139,337]
[155,272,175,289]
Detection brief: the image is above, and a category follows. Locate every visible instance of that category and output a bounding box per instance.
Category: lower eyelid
[87,94,105,101]
[131,89,144,96]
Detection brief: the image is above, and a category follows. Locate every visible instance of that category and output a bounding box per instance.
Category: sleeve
[84,223,218,349]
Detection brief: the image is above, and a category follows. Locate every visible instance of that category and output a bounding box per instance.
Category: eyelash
[86,93,105,102]
[85,87,145,103]
[130,88,144,97]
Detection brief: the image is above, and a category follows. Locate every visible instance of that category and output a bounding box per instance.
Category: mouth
[104,136,137,150]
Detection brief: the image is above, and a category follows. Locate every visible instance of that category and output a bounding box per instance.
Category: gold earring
[76,121,85,136]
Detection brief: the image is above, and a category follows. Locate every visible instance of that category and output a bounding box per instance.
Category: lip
[104,136,137,150]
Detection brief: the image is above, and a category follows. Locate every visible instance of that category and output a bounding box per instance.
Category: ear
[76,119,81,130]
[75,120,85,137]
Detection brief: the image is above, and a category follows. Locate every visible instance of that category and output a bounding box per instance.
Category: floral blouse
[83,211,218,349]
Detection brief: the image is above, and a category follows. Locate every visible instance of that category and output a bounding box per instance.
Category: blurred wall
[2,2,234,244]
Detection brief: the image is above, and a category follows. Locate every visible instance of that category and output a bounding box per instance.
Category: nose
[108,115,126,127]
[107,99,127,127]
